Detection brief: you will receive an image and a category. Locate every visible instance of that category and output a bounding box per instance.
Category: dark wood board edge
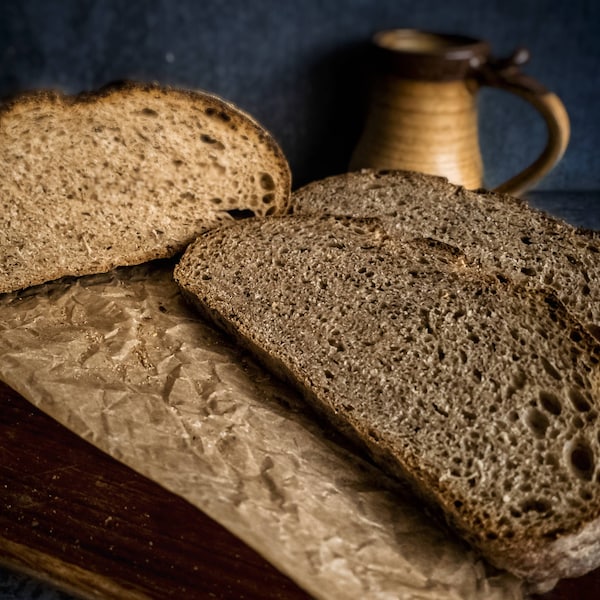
[0,539,150,599]
[0,380,310,600]
[1,379,600,599]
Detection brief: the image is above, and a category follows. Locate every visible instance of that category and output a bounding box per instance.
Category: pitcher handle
[478,48,570,196]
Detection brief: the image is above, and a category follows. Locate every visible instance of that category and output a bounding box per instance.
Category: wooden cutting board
[1,379,599,599]
[0,380,309,599]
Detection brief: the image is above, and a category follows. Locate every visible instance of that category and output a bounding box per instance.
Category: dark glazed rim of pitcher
[372,29,491,81]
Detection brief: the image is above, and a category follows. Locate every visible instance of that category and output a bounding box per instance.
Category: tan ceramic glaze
[350,30,570,196]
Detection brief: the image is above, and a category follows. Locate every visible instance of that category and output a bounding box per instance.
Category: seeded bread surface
[293,169,600,341]
[175,214,600,588]
[0,81,291,293]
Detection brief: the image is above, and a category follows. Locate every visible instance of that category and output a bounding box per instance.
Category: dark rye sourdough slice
[0,81,291,294]
[175,214,600,589]
[292,169,600,341]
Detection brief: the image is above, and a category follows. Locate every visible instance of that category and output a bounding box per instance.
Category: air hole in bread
[140,107,158,117]
[259,172,275,191]
[534,327,549,342]
[550,428,562,440]
[506,385,517,400]
[565,438,595,481]
[539,390,562,415]
[572,371,589,389]
[568,388,591,412]
[225,208,256,220]
[368,428,380,441]
[540,357,562,380]
[543,271,555,286]
[432,402,449,417]
[520,480,533,493]
[525,407,550,438]
[587,323,600,341]
[511,369,527,389]
[521,497,551,514]
[543,527,567,540]
[462,410,476,422]
[569,330,584,344]
[327,337,345,352]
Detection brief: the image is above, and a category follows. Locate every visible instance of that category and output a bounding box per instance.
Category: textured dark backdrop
[0,1,599,597]
[0,0,598,191]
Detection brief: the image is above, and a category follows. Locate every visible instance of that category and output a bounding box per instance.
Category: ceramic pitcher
[349,30,570,195]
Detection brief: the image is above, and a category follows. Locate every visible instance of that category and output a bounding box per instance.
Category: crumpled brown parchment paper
[0,261,524,600]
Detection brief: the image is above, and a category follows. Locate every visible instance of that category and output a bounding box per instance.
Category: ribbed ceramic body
[350,76,484,189]
[350,29,570,195]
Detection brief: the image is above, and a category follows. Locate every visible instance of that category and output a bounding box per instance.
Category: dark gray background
[0,1,599,598]
[0,0,598,191]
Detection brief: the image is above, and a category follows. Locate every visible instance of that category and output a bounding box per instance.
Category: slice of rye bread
[0,81,291,294]
[175,214,600,588]
[292,169,600,341]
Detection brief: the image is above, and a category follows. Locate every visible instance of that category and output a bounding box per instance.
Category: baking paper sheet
[0,261,524,600]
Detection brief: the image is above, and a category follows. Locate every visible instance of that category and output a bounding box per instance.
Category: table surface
[1,191,599,599]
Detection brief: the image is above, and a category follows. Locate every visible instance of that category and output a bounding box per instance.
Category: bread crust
[0,81,291,174]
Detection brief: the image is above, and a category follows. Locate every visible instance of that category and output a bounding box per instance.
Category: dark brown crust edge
[0,80,292,205]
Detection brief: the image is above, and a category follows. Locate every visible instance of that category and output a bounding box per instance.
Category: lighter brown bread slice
[0,82,291,293]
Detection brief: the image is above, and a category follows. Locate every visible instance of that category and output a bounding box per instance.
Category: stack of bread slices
[2,82,599,593]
